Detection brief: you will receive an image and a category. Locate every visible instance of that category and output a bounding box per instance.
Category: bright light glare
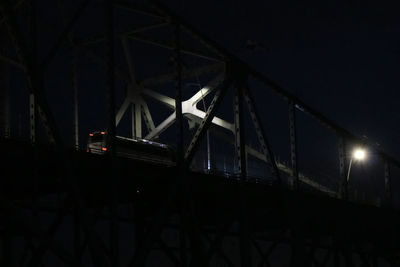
[353,148,366,161]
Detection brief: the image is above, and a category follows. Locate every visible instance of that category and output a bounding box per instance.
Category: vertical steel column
[234,78,252,267]
[384,161,392,207]
[29,0,37,144]
[174,22,184,166]
[207,129,211,170]
[135,103,142,138]
[29,93,36,143]
[28,0,39,223]
[105,0,116,147]
[234,87,246,176]
[4,68,10,138]
[173,20,188,266]
[105,0,118,267]
[0,31,10,138]
[338,136,348,200]
[288,101,299,190]
[72,47,79,149]
[131,104,135,138]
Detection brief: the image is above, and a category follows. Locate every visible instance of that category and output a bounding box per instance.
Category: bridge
[0,1,399,266]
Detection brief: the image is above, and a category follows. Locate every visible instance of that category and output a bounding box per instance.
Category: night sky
[165,0,400,159]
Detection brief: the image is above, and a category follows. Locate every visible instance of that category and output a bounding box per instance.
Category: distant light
[89,133,94,136]
[102,147,107,151]
[353,148,366,161]
[100,131,106,135]
[86,149,89,152]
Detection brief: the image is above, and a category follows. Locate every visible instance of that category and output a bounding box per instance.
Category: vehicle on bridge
[87,131,176,166]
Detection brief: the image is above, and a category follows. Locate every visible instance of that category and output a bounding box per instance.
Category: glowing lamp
[353,148,366,161]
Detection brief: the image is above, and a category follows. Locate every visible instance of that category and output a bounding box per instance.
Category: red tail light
[102,147,107,151]
[89,133,94,136]
[86,149,89,152]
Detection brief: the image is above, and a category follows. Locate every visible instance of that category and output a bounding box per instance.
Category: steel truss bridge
[0,1,400,266]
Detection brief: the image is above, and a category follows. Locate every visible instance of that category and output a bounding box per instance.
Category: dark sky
[165,0,400,159]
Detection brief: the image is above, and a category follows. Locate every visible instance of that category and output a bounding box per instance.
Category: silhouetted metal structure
[0,1,400,266]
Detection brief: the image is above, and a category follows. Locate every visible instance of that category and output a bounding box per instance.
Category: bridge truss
[0,0,400,266]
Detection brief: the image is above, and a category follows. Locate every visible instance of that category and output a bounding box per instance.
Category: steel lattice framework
[1,1,400,267]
